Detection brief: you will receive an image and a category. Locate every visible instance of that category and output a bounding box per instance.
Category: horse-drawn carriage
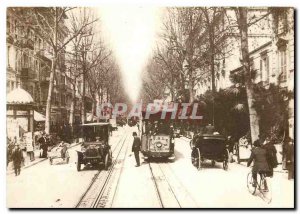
[191,133,229,170]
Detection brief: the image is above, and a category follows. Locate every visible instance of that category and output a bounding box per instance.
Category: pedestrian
[26,132,35,162]
[58,140,68,159]
[227,136,235,163]
[132,132,141,167]
[286,138,294,180]
[109,124,113,136]
[11,143,24,176]
[38,132,48,158]
[262,136,278,177]
[7,137,15,167]
[204,124,215,135]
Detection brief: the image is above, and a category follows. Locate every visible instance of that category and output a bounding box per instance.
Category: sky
[98,6,162,103]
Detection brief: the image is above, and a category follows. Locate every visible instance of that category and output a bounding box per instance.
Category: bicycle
[247,170,272,203]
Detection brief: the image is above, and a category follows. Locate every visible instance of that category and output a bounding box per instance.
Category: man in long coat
[286,139,294,180]
[263,137,278,177]
[38,133,48,158]
[11,143,23,176]
[132,132,141,167]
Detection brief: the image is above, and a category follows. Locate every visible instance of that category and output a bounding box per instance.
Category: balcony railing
[19,68,36,79]
[35,50,52,64]
[13,38,34,50]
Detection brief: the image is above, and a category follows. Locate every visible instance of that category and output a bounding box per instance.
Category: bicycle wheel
[259,175,272,204]
[247,172,256,194]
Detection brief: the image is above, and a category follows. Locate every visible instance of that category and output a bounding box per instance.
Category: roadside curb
[6,142,81,175]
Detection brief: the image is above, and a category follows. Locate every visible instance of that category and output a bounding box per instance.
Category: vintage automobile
[76,123,112,171]
[48,142,70,165]
[141,111,175,160]
[190,133,229,170]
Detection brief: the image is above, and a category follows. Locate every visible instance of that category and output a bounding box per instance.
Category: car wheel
[191,148,201,170]
[223,149,229,170]
[77,160,81,171]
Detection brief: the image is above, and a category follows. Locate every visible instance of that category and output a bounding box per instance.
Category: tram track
[75,130,129,208]
[148,161,180,208]
[95,131,131,208]
[148,161,198,208]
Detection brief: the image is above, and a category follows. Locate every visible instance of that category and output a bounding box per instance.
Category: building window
[7,46,10,67]
[61,76,65,85]
[279,49,287,82]
[7,81,10,92]
[260,54,269,82]
[78,81,82,94]
[7,20,11,33]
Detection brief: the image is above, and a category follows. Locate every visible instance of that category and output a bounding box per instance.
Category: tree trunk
[69,83,76,126]
[45,57,56,134]
[91,93,96,119]
[188,83,194,103]
[45,8,58,134]
[81,72,86,124]
[209,28,216,126]
[237,8,260,143]
[96,91,101,122]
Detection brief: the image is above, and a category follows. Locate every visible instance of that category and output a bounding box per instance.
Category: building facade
[194,8,294,138]
[6,8,80,131]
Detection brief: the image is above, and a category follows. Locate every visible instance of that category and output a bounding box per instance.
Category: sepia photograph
[5,3,295,208]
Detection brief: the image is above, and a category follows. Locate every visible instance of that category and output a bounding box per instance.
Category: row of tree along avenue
[141,7,294,145]
[7,7,129,136]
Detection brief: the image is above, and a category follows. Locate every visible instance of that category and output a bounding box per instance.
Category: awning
[34,111,46,122]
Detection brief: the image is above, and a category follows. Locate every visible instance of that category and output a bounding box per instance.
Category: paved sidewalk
[6,141,81,175]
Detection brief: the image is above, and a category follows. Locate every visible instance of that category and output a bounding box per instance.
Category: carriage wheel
[223,149,229,170]
[104,154,109,170]
[77,159,81,171]
[191,148,201,170]
[108,149,112,166]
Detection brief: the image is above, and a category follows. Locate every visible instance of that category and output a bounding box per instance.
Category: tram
[141,110,175,161]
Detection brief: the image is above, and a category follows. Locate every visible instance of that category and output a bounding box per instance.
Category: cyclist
[247,139,270,187]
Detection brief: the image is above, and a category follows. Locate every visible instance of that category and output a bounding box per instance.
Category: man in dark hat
[11,143,24,176]
[204,124,215,135]
[38,132,48,158]
[132,132,141,167]
[262,136,278,177]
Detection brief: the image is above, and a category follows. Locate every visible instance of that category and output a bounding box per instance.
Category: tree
[18,7,97,134]
[143,8,206,103]
[66,8,110,124]
[230,8,260,143]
